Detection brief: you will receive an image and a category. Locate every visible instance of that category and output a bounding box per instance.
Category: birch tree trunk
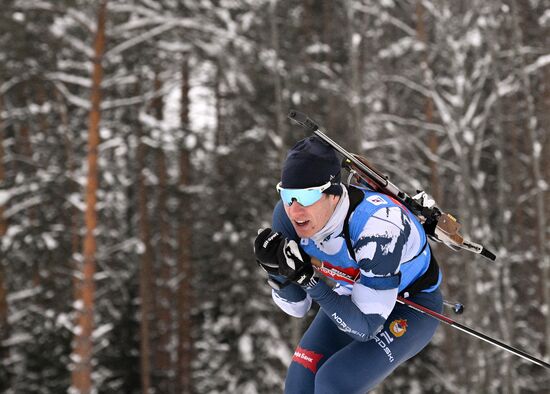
[71,1,107,392]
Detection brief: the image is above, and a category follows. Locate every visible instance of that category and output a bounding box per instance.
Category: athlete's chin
[294,226,315,238]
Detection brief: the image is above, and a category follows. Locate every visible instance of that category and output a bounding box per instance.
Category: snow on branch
[92,323,114,340]
[408,137,461,173]
[366,113,446,135]
[525,54,550,75]
[104,21,180,60]
[95,238,141,261]
[495,75,519,97]
[108,3,161,18]
[46,72,92,88]
[383,74,457,131]
[461,90,483,129]
[101,80,180,110]
[52,81,91,109]
[6,287,42,303]
[354,4,417,37]
[2,333,33,347]
[56,30,95,58]
[1,105,53,121]
[429,89,454,127]
[378,37,425,59]
[3,195,43,219]
[13,0,55,12]
[383,75,433,98]
[157,40,193,53]
[0,76,24,95]
[110,16,177,35]
[101,74,138,89]
[65,7,96,33]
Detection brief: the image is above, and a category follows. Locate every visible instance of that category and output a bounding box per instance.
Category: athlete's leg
[314,289,443,394]
[284,310,354,394]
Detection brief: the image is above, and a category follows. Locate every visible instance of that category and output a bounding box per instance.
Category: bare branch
[104,21,179,59]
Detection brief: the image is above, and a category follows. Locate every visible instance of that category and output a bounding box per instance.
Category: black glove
[279,239,316,287]
[253,228,284,275]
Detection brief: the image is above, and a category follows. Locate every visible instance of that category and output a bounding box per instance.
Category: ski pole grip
[288,110,319,132]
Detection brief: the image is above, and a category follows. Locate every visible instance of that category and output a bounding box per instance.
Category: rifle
[288,110,496,261]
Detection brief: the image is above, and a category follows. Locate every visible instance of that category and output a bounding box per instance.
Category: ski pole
[308,255,547,367]
[397,296,550,370]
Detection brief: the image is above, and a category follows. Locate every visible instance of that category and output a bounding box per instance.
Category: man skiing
[254,136,443,393]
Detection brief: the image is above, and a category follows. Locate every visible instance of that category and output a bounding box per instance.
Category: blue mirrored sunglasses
[276,181,332,207]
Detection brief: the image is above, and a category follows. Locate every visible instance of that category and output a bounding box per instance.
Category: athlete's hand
[253,228,284,275]
[279,239,315,287]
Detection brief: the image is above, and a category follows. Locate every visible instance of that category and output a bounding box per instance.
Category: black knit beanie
[280,136,342,195]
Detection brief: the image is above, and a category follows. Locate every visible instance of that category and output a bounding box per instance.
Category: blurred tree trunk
[300,0,314,58]
[137,93,154,393]
[286,0,317,348]
[35,83,49,138]
[298,0,314,117]
[56,89,82,300]
[346,1,363,150]
[71,1,107,392]
[18,122,41,286]
[322,1,337,134]
[545,67,550,226]
[177,59,193,394]
[415,0,441,204]
[214,64,225,147]
[0,92,9,391]
[488,16,515,394]
[510,0,549,354]
[545,66,550,357]
[415,3,458,384]
[269,0,286,161]
[152,71,174,393]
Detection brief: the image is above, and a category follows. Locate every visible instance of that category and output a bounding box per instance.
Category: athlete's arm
[305,208,409,341]
[270,201,312,318]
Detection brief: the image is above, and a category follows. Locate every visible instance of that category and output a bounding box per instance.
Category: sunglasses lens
[280,188,322,207]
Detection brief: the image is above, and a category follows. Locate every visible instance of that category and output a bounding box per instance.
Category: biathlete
[254,136,442,393]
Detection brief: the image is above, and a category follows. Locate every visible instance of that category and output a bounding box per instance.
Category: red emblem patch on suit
[292,346,324,373]
[389,319,408,337]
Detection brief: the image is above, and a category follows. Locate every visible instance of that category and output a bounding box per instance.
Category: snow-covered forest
[0,0,549,393]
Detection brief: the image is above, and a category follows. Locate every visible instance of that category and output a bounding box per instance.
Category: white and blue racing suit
[271,185,443,393]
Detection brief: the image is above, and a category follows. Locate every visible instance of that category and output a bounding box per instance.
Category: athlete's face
[284,193,340,238]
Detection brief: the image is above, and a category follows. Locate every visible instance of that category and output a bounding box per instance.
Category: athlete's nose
[288,200,306,217]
